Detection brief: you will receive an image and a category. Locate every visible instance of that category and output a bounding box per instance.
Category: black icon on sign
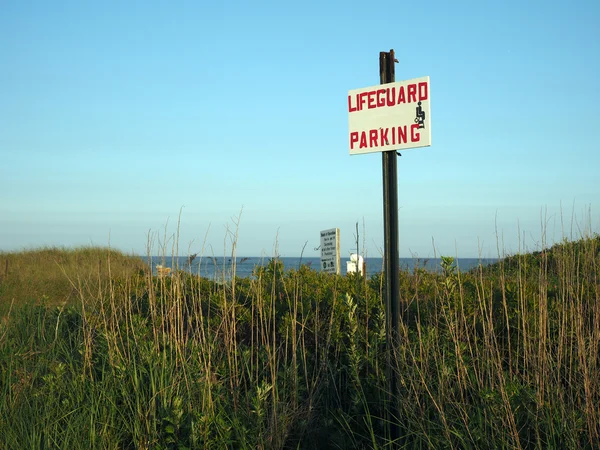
[415,101,425,129]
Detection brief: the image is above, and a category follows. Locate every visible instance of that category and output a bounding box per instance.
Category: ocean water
[149,255,497,280]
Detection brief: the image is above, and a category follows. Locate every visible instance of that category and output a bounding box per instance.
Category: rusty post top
[379,49,395,84]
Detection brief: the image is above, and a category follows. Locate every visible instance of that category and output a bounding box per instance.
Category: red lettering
[369,129,378,147]
[352,124,423,151]
[376,89,386,107]
[351,80,428,116]
[350,131,359,149]
[411,124,420,142]
[359,92,367,111]
[397,125,407,143]
[348,95,357,112]
[380,127,389,146]
[387,87,396,107]
[407,84,417,103]
[397,86,406,104]
[367,91,376,109]
[359,132,367,148]
[418,82,428,101]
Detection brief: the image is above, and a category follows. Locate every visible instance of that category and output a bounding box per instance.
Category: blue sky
[1,0,599,259]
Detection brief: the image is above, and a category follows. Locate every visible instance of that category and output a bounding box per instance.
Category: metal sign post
[379,49,401,444]
[347,49,431,445]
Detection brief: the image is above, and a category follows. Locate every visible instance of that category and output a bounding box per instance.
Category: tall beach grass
[0,227,598,448]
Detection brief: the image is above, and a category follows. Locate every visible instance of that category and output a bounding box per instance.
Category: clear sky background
[1,0,599,259]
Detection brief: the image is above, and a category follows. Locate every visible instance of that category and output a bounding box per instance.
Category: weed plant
[0,233,598,449]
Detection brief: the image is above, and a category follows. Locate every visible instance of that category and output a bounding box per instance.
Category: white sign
[320,228,340,274]
[348,76,431,155]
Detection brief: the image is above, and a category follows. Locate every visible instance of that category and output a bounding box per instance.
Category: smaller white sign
[320,228,340,275]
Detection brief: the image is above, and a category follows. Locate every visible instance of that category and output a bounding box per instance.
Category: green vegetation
[0,236,598,449]
[0,246,146,313]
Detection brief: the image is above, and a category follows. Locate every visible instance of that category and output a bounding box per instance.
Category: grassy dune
[0,246,147,314]
[0,236,598,448]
